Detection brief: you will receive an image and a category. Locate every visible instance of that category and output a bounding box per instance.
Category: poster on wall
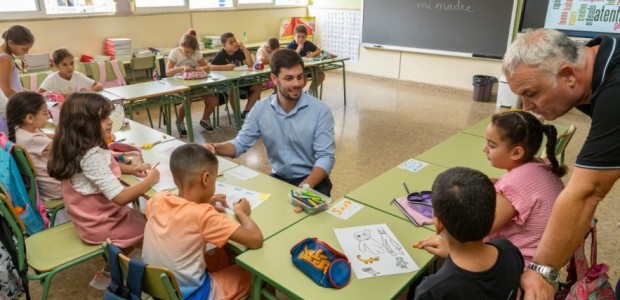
[279,17,316,44]
[314,9,361,62]
[544,0,620,35]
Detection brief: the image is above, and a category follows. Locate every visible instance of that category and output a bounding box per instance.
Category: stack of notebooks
[24,53,51,72]
[104,38,132,61]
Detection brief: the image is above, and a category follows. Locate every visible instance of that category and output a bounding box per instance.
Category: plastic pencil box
[288,187,332,215]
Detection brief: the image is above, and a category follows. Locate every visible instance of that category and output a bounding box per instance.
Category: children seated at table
[416,110,565,267]
[209,32,262,121]
[38,48,103,96]
[256,37,280,65]
[413,167,523,299]
[167,32,218,135]
[142,143,263,299]
[286,25,325,96]
[47,92,159,289]
[6,91,62,200]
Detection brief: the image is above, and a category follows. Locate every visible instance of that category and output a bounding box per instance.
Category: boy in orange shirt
[142,144,263,299]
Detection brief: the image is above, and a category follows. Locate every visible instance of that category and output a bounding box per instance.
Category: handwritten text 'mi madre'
[417,0,474,13]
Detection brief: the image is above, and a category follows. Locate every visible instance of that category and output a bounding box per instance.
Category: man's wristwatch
[528,262,560,284]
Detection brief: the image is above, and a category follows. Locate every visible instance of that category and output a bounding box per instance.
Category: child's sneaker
[199,119,214,133]
[88,270,111,291]
[176,120,187,137]
[304,89,314,96]
[241,110,250,120]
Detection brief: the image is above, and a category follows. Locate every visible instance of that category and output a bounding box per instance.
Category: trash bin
[472,75,497,102]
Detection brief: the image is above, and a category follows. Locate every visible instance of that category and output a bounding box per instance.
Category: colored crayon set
[289,189,331,215]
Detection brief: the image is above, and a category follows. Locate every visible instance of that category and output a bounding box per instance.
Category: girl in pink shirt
[418,110,566,267]
[6,91,62,200]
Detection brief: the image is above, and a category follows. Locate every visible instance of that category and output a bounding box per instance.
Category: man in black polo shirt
[502,28,620,299]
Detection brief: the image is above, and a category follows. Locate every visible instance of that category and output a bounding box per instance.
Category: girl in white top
[6,91,62,200]
[38,48,102,96]
[167,32,217,136]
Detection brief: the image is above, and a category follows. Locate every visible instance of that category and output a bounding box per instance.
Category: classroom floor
[25,71,620,299]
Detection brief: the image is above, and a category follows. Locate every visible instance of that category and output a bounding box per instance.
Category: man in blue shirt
[205,49,336,196]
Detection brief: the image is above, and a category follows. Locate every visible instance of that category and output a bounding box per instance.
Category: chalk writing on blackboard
[416,0,474,13]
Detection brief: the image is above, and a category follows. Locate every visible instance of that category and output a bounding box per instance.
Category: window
[237,0,271,4]
[0,0,38,12]
[189,0,232,9]
[275,0,307,5]
[44,0,115,14]
[134,0,184,8]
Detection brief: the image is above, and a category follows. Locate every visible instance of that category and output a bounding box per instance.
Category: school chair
[11,144,65,226]
[0,194,105,300]
[537,124,577,165]
[19,71,52,91]
[102,241,182,300]
[129,55,156,84]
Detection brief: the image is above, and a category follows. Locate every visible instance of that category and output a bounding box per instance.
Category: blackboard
[361,0,517,59]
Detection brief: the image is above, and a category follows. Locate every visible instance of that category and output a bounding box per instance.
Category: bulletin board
[279,17,316,44]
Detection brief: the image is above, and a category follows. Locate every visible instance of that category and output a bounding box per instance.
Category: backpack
[96,61,126,88]
[0,133,46,235]
[0,210,30,300]
[104,243,145,300]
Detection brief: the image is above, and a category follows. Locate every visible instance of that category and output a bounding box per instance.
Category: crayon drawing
[334,224,419,279]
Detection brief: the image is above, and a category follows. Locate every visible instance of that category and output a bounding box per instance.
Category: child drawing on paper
[354,229,385,255]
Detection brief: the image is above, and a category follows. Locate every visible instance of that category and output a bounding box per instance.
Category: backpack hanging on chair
[556,219,615,300]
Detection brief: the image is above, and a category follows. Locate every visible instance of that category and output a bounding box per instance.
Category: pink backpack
[97,60,126,88]
[556,220,615,300]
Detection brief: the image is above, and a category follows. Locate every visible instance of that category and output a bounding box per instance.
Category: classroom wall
[0,7,305,58]
[309,0,524,91]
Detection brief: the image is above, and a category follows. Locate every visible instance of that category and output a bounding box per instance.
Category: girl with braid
[417,110,566,267]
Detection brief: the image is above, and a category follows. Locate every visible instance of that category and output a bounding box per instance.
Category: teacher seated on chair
[204,49,336,196]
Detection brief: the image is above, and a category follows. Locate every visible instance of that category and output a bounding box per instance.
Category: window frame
[0,0,307,20]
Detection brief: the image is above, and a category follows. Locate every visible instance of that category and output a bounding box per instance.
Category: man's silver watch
[528,262,560,284]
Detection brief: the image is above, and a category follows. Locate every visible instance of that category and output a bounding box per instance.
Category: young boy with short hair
[285,25,325,96]
[209,32,262,120]
[414,167,523,300]
[142,144,263,300]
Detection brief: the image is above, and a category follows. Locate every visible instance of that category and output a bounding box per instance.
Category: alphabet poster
[334,224,418,279]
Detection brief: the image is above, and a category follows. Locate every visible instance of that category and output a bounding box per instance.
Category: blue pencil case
[290,237,351,289]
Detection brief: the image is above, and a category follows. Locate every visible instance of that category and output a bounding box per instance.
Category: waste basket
[472,75,497,102]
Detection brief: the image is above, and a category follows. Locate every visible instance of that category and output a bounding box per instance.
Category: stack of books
[104,38,132,61]
[24,53,50,72]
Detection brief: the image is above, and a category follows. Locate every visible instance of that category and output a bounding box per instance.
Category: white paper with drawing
[334,224,418,279]
[215,182,270,213]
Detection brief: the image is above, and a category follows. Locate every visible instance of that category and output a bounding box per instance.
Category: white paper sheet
[334,224,418,279]
[398,159,428,173]
[132,162,177,192]
[226,166,260,181]
[326,199,364,220]
[214,182,270,213]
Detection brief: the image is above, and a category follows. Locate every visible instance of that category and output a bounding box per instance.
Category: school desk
[116,119,238,198]
[216,169,310,253]
[235,202,436,300]
[344,162,447,231]
[103,81,192,141]
[303,57,349,105]
[415,132,506,178]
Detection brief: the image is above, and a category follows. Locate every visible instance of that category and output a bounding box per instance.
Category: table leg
[341,61,347,106]
[251,275,263,300]
[183,91,194,142]
[165,98,172,136]
[311,67,319,98]
[232,84,243,131]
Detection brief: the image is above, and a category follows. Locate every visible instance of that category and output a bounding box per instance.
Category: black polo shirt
[575,36,620,169]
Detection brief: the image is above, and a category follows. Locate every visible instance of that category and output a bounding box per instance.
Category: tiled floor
[25,70,620,299]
